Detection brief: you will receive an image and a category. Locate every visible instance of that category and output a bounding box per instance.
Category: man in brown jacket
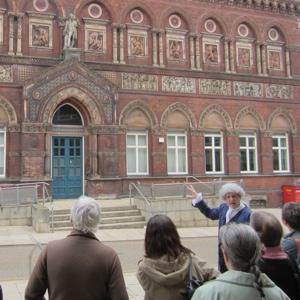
[25,196,129,300]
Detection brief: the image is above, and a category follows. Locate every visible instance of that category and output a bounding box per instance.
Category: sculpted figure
[63,14,80,48]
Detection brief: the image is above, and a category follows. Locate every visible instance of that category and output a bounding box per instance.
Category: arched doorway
[51,104,84,199]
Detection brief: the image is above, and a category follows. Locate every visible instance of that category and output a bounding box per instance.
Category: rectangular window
[272,134,289,172]
[126,132,148,175]
[167,132,187,174]
[205,132,223,173]
[240,133,257,173]
[0,127,5,176]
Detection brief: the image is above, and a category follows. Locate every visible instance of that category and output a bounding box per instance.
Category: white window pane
[127,148,136,173]
[177,136,185,146]
[167,148,176,172]
[178,149,186,172]
[0,133,4,144]
[138,135,146,146]
[138,148,147,172]
[127,135,136,146]
[168,136,175,146]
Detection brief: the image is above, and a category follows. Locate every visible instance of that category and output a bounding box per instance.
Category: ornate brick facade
[0,0,299,205]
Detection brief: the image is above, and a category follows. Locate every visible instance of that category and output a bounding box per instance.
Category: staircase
[50,204,146,231]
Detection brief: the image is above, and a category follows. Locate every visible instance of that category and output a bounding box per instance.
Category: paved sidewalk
[0,198,284,300]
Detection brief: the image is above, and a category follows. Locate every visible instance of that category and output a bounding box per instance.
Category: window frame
[240,132,258,173]
[205,131,224,174]
[167,131,188,175]
[272,133,290,173]
[126,130,149,175]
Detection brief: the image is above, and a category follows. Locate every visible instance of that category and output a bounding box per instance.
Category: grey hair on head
[70,196,101,234]
[220,223,265,298]
[219,183,245,201]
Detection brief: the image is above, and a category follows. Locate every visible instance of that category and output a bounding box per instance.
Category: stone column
[224,38,230,73]
[111,24,119,63]
[256,42,262,76]
[158,30,165,67]
[195,34,202,70]
[8,13,15,55]
[89,128,98,177]
[44,131,51,178]
[151,29,158,67]
[229,39,236,73]
[285,45,291,78]
[16,14,23,56]
[119,25,125,64]
[262,43,267,76]
[189,33,196,70]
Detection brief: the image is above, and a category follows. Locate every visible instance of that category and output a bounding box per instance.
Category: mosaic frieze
[233,82,263,97]
[30,72,114,123]
[199,79,231,95]
[266,84,293,99]
[0,65,12,82]
[162,76,196,93]
[122,73,158,91]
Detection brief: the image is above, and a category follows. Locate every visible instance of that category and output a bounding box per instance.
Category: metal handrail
[129,182,151,206]
[185,176,215,190]
[28,242,44,275]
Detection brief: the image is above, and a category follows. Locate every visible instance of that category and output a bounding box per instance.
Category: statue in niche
[238,48,250,66]
[169,40,183,59]
[88,31,103,51]
[33,25,49,47]
[130,36,145,55]
[63,14,80,48]
[205,44,218,62]
[269,51,280,69]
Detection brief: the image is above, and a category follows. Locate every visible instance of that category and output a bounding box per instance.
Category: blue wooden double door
[52,137,83,199]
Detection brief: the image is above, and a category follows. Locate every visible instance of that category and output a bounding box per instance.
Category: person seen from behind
[281,202,300,270]
[136,214,220,300]
[191,223,290,300]
[250,211,300,300]
[189,182,252,272]
[25,196,129,300]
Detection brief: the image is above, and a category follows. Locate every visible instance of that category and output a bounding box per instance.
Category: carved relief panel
[127,25,149,57]
[236,41,253,67]
[166,29,187,61]
[267,45,282,70]
[83,19,108,53]
[28,12,54,49]
[202,36,220,64]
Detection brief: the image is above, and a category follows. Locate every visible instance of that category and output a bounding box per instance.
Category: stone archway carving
[0,96,17,124]
[119,100,158,127]
[234,106,266,130]
[268,108,297,132]
[199,104,232,129]
[42,87,103,125]
[161,102,196,128]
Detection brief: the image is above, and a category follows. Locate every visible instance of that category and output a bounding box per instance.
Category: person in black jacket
[250,211,300,300]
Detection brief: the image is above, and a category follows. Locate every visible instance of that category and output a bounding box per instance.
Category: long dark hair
[144,214,192,258]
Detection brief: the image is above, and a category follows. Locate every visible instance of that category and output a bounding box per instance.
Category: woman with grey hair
[191,223,290,300]
[189,182,252,273]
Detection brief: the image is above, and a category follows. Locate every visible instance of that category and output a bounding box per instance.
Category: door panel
[52,137,83,199]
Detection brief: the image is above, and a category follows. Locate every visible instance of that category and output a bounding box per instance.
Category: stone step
[50,204,146,231]
[51,220,147,231]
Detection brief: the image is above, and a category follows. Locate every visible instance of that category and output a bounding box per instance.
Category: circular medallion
[169,15,181,29]
[268,28,278,41]
[130,9,143,24]
[205,19,216,33]
[33,90,42,100]
[238,24,249,37]
[68,71,77,81]
[33,0,49,12]
[102,94,110,102]
[88,4,102,19]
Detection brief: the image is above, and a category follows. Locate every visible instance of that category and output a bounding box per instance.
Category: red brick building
[0,0,299,206]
